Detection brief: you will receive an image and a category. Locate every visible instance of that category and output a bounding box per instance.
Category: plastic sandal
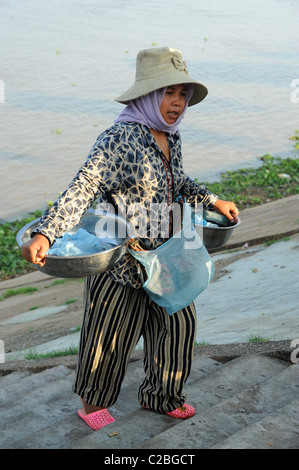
[78,408,115,430]
[142,403,195,419]
[166,404,195,419]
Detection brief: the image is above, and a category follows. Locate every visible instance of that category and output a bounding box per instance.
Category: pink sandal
[166,404,195,419]
[78,408,115,430]
[142,403,195,419]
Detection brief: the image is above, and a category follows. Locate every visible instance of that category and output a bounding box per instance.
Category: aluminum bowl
[195,209,241,252]
[17,210,132,278]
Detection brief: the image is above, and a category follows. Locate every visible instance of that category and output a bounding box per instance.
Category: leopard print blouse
[34,122,218,288]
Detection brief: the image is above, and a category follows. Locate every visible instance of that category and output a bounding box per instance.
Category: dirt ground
[0,274,85,353]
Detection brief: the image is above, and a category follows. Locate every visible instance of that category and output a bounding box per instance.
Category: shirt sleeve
[183,174,219,209]
[33,133,123,244]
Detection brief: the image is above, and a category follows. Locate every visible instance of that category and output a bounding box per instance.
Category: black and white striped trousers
[73,271,197,414]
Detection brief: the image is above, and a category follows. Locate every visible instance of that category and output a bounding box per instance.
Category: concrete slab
[225,194,299,249]
[0,305,68,325]
[194,234,299,344]
[4,332,80,362]
[0,270,49,293]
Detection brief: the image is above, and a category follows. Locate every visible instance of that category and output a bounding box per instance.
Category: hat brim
[115,72,208,107]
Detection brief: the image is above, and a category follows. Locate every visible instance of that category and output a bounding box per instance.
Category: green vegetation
[247,333,270,343]
[0,286,39,301]
[198,154,299,209]
[194,340,210,346]
[264,236,290,247]
[0,209,42,280]
[289,130,299,149]
[63,299,78,305]
[24,346,78,360]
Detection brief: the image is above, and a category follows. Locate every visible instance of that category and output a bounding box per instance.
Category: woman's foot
[80,397,104,414]
[78,398,115,430]
[166,404,195,419]
[142,403,195,419]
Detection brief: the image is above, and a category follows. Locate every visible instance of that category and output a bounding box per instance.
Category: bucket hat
[115,47,208,107]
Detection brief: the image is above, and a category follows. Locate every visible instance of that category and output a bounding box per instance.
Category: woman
[21,47,239,430]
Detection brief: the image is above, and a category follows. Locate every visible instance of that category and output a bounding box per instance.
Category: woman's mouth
[167,111,179,120]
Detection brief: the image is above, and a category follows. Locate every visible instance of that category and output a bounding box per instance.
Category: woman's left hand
[214,199,239,223]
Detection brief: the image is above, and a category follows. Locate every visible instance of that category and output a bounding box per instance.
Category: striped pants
[73,272,197,414]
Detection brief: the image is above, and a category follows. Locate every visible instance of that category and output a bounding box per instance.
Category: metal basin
[196,209,241,252]
[17,210,132,278]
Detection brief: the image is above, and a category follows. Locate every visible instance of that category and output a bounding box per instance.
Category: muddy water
[0,0,298,220]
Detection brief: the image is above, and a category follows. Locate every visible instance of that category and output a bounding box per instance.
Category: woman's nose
[173,94,184,106]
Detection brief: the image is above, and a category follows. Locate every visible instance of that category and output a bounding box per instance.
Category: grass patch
[45,278,68,288]
[24,346,78,360]
[45,278,85,288]
[0,286,38,301]
[247,333,270,343]
[63,299,78,305]
[264,236,290,247]
[194,340,210,346]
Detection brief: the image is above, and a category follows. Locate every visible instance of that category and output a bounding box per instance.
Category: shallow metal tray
[17,210,132,278]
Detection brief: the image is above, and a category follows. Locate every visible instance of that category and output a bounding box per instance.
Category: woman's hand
[21,233,50,267]
[214,199,239,223]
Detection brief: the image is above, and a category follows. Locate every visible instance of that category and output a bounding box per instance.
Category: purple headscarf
[114,84,195,134]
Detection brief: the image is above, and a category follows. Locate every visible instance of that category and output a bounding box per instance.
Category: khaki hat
[115,47,208,107]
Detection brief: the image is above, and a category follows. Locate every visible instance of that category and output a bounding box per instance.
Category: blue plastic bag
[128,203,214,315]
[47,228,117,256]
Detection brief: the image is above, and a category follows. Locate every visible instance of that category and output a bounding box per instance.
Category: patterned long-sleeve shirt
[34,122,218,287]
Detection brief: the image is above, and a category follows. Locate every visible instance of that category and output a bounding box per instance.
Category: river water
[0,0,298,220]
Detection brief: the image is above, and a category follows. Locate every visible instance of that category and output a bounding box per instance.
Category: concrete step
[0,369,76,448]
[0,370,32,387]
[140,362,298,449]
[211,399,299,449]
[0,365,73,406]
[0,354,297,449]
[1,356,219,449]
[73,355,293,450]
[0,359,143,449]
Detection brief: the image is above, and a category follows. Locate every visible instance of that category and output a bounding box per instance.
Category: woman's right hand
[21,233,50,267]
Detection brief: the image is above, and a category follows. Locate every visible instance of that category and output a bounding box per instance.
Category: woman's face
[160,84,187,124]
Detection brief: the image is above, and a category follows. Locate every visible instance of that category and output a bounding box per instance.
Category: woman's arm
[183,174,219,209]
[183,175,239,222]
[21,131,124,265]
